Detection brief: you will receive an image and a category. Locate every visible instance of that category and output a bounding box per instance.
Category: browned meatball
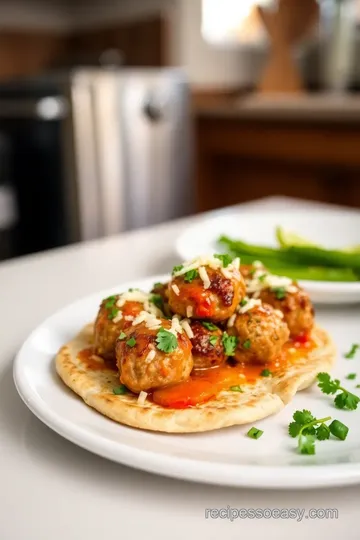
[116,319,193,393]
[228,303,290,364]
[94,296,143,363]
[240,263,267,280]
[190,321,226,370]
[259,287,314,338]
[168,260,246,322]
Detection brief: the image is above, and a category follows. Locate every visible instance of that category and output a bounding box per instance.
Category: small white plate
[13,275,360,489]
[176,209,360,304]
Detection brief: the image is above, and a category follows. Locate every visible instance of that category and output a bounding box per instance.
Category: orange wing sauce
[152,335,316,409]
[78,348,117,371]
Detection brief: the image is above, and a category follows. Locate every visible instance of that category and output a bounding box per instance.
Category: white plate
[13,275,360,489]
[175,209,360,304]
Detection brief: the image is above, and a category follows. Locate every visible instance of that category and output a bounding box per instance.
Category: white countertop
[1,197,359,540]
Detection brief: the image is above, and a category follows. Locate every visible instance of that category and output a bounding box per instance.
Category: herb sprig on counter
[317,373,360,410]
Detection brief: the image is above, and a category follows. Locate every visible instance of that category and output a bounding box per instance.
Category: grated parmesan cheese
[245,268,299,297]
[227,314,237,328]
[172,254,240,280]
[186,305,193,318]
[171,284,180,296]
[144,348,156,363]
[169,316,183,336]
[137,391,148,405]
[238,298,262,314]
[112,312,123,323]
[181,319,194,339]
[199,266,211,289]
[132,310,161,330]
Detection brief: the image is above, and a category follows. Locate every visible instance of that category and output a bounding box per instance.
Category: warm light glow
[202,0,272,45]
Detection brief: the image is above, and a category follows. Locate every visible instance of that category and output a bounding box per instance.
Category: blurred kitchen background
[0,0,360,262]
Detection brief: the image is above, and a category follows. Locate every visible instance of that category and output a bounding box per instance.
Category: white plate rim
[13,274,360,490]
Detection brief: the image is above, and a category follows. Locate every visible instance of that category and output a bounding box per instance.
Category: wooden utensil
[256,0,319,94]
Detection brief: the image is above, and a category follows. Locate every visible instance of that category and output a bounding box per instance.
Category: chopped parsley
[118,332,126,340]
[240,298,248,307]
[113,385,128,395]
[261,369,272,377]
[345,344,360,359]
[184,269,199,283]
[156,328,178,353]
[317,372,360,410]
[126,337,137,348]
[247,427,264,440]
[222,332,238,356]
[243,339,251,350]
[272,287,287,300]
[153,282,163,289]
[214,253,233,268]
[172,264,184,275]
[288,409,349,454]
[151,294,163,310]
[346,373,357,380]
[258,274,267,282]
[209,335,218,347]
[104,295,117,309]
[108,307,119,320]
[230,385,243,392]
[201,321,218,331]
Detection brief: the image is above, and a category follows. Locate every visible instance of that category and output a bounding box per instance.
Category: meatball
[116,319,193,393]
[240,263,267,280]
[168,261,246,322]
[150,281,172,317]
[259,287,314,338]
[190,321,226,370]
[228,303,290,364]
[94,296,144,363]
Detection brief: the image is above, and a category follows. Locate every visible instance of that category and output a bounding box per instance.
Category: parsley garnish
[317,372,360,410]
[214,253,233,268]
[126,337,136,348]
[156,328,178,353]
[222,332,238,356]
[247,427,263,439]
[346,373,357,380]
[108,307,119,320]
[288,409,349,454]
[230,385,243,392]
[240,298,248,307]
[261,369,272,377]
[258,274,267,282]
[118,332,126,340]
[104,295,117,309]
[345,344,360,359]
[272,287,287,300]
[151,294,163,310]
[113,385,128,395]
[243,339,251,350]
[153,282,163,289]
[202,321,218,331]
[184,269,199,283]
[172,264,184,275]
[209,335,218,347]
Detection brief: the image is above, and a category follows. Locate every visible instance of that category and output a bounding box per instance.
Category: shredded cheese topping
[112,312,123,324]
[199,266,211,289]
[180,319,194,339]
[171,284,180,296]
[132,310,162,330]
[227,314,237,328]
[245,268,299,296]
[237,297,262,314]
[137,391,148,405]
[169,316,183,336]
[173,255,240,279]
[186,306,193,318]
[144,348,156,363]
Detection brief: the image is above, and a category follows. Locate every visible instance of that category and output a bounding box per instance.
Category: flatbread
[56,324,336,433]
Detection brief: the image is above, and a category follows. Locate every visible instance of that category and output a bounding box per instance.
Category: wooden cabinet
[195,110,360,211]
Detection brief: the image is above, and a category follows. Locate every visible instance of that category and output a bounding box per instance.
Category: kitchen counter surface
[195,93,360,122]
[1,196,359,540]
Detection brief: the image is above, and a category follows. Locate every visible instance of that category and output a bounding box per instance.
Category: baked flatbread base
[56,324,336,433]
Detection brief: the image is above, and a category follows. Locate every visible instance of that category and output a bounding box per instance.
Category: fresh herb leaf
[209,335,218,347]
[346,373,357,380]
[247,427,264,439]
[214,253,233,268]
[222,332,238,356]
[126,337,136,348]
[258,274,267,282]
[172,264,184,275]
[153,282,163,289]
[230,385,243,392]
[329,420,349,441]
[240,298,248,307]
[272,287,287,300]
[293,409,315,425]
[184,269,199,283]
[298,434,316,455]
[260,368,272,377]
[288,422,303,438]
[108,307,119,320]
[243,339,251,350]
[345,344,360,359]
[317,372,360,410]
[201,321,218,331]
[151,294,164,310]
[113,385,128,395]
[316,423,331,441]
[356,384,360,389]
[156,328,178,353]
[118,331,126,340]
[104,295,117,309]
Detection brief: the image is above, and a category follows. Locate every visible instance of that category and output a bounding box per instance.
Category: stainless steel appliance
[0,68,193,259]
